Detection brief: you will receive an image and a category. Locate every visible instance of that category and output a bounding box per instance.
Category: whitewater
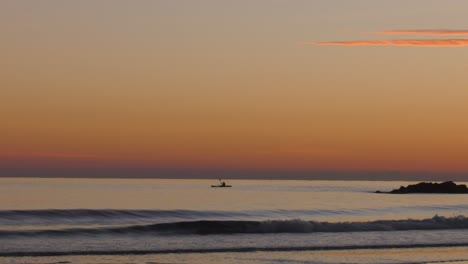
[1,178,467,263]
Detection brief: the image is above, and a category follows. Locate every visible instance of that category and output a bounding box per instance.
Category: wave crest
[1,215,467,237]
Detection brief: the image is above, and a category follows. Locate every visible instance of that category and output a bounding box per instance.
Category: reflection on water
[2,247,468,264]
[0,178,467,222]
[1,178,467,264]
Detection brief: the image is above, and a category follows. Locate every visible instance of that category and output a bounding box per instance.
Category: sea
[0,178,467,264]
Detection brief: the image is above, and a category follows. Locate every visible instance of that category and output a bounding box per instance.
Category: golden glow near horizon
[2,1,468,174]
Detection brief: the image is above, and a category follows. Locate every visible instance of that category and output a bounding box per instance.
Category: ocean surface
[0,178,467,264]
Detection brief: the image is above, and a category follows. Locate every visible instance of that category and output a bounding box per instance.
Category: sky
[2,1,468,179]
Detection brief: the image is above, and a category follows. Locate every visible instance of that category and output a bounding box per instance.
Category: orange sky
[2,1,468,177]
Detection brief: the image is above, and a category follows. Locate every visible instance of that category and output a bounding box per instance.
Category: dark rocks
[377,181,468,194]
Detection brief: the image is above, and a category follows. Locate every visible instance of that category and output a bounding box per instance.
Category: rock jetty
[376,181,468,194]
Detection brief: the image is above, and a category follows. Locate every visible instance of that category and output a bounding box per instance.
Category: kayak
[211,185,232,188]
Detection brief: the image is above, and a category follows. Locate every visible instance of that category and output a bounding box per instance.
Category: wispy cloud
[300,39,468,47]
[373,30,468,36]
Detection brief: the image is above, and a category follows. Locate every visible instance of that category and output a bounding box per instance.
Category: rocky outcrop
[377,181,468,194]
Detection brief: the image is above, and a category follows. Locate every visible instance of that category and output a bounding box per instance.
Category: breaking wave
[2,205,468,223]
[1,215,467,237]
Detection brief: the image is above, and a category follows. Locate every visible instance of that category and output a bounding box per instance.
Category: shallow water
[9,247,468,264]
[0,178,467,263]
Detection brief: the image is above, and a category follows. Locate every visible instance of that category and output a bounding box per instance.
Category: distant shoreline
[1,175,468,182]
[1,168,467,181]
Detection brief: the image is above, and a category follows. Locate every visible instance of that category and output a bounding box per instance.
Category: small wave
[2,206,468,224]
[1,215,467,237]
[1,242,468,257]
[0,209,242,220]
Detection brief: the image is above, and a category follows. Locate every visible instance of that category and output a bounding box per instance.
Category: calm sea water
[0,178,467,264]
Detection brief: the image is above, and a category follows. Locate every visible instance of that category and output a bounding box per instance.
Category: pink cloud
[300,39,468,47]
[373,30,468,36]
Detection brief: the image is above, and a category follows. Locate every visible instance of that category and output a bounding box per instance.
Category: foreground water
[0,178,467,263]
